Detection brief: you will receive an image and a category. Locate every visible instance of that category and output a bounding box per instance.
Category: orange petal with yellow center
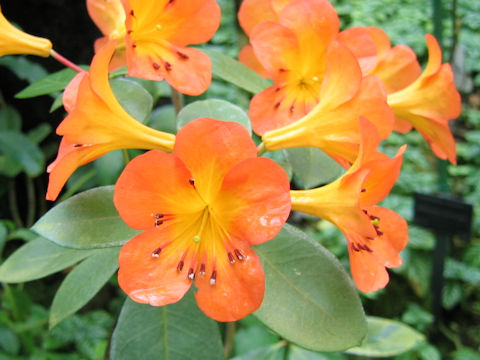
[118,228,192,306]
[174,118,257,202]
[214,157,291,246]
[113,150,202,230]
[194,241,265,322]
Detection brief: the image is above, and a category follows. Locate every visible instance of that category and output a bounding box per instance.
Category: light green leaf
[205,49,272,94]
[15,67,78,99]
[33,186,140,249]
[28,123,52,144]
[110,294,223,360]
[177,98,252,134]
[254,224,367,351]
[345,316,425,357]
[0,131,44,176]
[288,345,345,360]
[0,56,48,84]
[146,104,177,134]
[110,78,153,123]
[285,148,343,189]
[0,237,93,283]
[49,247,121,329]
[231,343,286,360]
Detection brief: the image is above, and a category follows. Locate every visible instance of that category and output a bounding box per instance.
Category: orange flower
[387,34,461,164]
[113,118,291,321]
[0,5,52,57]
[338,26,421,94]
[246,0,394,164]
[290,118,408,292]
[121,0,221,95]
[47,39,175,201]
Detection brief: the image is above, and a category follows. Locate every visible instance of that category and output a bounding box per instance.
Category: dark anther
[127,30,133,34]
[199,263,206,275]
[73,144,83,148]
[279,68,288,72]
[361,188,367,192]
[189,178,195,186]
[154,219,163,227]
[210,270,217,285]
[132,43,137,48]
[152,247,162,258]
[289,104,295,113]
[375,229,384,236]
[274,87,281,92]
[228,252,235,264]
[274,102,281,109]
[177,260,184,272]
[177,51,189,60]
[234,249,244,261]
[152,62,160,70]
[164,61,172,71]
[350,242,360,252]
[130,10,135,16]
[188,268,195,280]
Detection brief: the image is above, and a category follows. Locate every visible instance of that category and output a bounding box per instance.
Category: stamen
[127,30,133,34]
[210,270,217,285]
[234,249,244,261]
[130,10,135,17]
[152,62,160,70]
[151,247,162,257]
[164,61,172,71]
[177,260,184,272]
[361,188,367,192]
[193,235,201,243]
[156,24,162,30]
[177,51,189,60]
[274,101,281,109]
[279,68,288,72]
[199,263,206,275]
[350,242,360,252]
[375,229,383,236]
[274,87,281,92]
[228,252,235,264]
[188,268,195,280]
[189,178,195,186]
[73,144,83,148]
[289,104,295,113]
[132,43,137,48]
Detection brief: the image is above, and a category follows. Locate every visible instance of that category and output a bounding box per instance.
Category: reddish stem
[50,49,85,73]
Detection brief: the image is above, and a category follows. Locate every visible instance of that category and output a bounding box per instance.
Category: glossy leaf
[254,224,367,351]
[49,247,121,329]
[0,131,44,176]
[0,237,93,283]
[285,148,343,189]
[345,316,425,357]
[15,68,78,99]
[205,49,272,94]
[110,78,153,123]
[110,293,223,360]
[146,104,177,134]
[177,98,252,134]
[33,186,140,249]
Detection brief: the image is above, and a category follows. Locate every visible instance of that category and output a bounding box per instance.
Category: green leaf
[0,131,44,176]
[231,343,286,360]
[205,49,272,94]
[110,78,153,123]
[110,294,223,360]
[254,224,367,351]
[177,98,252,134]
[0,106,22,131]
[285,148,343,189]
[0,56,48,83]
[33,186,140,249]
[288,345,346,360]
[49,247,120,329]
[28,123,52,144]
[146,104,177,134]
[0,237,93,283]
[15,68,78,99]
[345,317,425,357]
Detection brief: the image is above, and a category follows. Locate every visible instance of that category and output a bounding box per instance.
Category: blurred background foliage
[0,0,479,359]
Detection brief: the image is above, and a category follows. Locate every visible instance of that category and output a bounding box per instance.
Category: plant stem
[170,87,184,114]
[25,175,36,228]
[223,321,236,359]
[50,49,85,73]
[8,181,23,228]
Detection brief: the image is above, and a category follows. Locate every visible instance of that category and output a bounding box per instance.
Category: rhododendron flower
[387,34,461,164]
[290,118,408,292]
[47,39,175,201]
[0,5,52,57]
[122,0,221,95]
[338,26,421,94]
[113,118,291,321]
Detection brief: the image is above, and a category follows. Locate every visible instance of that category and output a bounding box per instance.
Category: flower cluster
[1,0,461,321]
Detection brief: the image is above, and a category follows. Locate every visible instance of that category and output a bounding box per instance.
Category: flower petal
[114,150,202,230]
[174,118,257,202]
[87,0,125,37]
[194,242,265,322]
[214,157,291,245]
[238,44,269,78]
[62,72,88,114]
[118,228,192,306]
[238,0,278,36]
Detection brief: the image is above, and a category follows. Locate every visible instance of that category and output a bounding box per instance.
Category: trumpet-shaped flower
[338,26,421,94]
[47,39,175,201]
[114,118,291,321]
[290,118,408,292]
[387,34,461,164]
[0,5,52,57]
[122,0,221,95]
